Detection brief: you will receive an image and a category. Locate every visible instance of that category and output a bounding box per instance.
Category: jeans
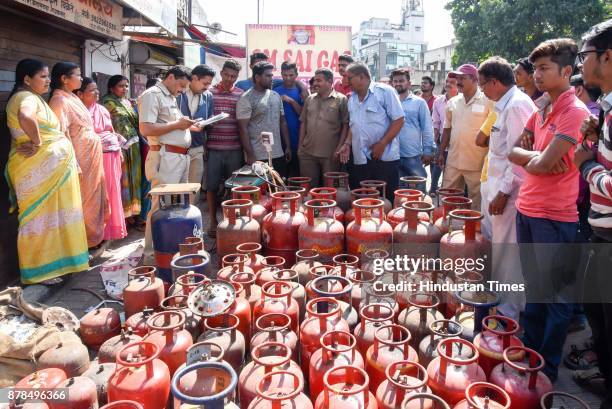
[430,150,446,194]
[516,211,578,380]
[399,156,427,193]
[353,160,399,203]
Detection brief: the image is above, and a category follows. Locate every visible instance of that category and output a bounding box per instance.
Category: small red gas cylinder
[304,264,338,300]
[217,199,261,260]
[309,188,345,223]
[52,376,98,409]
[169,272,208,296]
[252,281,300,335]
[124,308,154,338]
[247,370,313,409]
[489,347,553,409]
[255,255,286,286]
[299,199,345,263]
[346,198,393,258]
[323,171,351,212]
[432,187,464,221]
[291,249,322,286]
[360,180,392,212]
[287,176,312,198]
[375,361,432,409]
[399,176,432,204]
[387,189,428,228]
[365,324,419,393]
[99,327,143,364]
[230,272,261,311]
[453,382,511,409]
[123,266,165,318]
[171,360,238,409]
[314,366,377,409]
[472,315,524,377]
[251,313,299,362]
[13,368,67,408]
[434,196,472,235]
[426,338,486,405]
[262,191,307,266]
[107,341,171,409]
[218,253,254,281]
[309,330,365,402]
[160,295,200,339]
[79,307,121,349]
[354,303,395,358]
[37,342,90,377]
[344,188,380,225]
[236,242,266,273]
[232,186,269,225]
[145,311,193,376]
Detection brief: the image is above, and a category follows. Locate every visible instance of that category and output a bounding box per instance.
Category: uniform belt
[149,144,189,155]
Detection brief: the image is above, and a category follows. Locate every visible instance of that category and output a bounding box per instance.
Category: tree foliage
[445,0,611,66]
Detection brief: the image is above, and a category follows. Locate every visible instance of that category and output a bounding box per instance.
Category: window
[361,38,368,46]
[386,53,397,65]
[415,26,421,32]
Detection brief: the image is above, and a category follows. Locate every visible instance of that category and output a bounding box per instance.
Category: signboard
[246,24,352,81]
[14,0,123,40]
[119,0,178,36]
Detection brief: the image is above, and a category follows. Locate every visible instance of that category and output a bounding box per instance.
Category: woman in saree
[49,62,109,250]
[6,59,88,284]
[77,77,127,241]
[102,75,145,227]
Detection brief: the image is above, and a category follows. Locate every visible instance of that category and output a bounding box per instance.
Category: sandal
[565,344,599,370]
[573,367,606,394]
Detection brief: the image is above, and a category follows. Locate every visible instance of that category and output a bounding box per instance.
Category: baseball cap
[448,64,478,79]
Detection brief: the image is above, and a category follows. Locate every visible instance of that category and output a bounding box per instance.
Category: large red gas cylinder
[300,298,350,374]
[13,368,67,408]
[394,201,442,258]
[360,180,392,212]
[124,308,154,338]
[145,311,193,377]
[123,266,165,318]
[346,198,393,257]
[399,176,432,204]
[230,272,261,311]
[256,256,286,286]
[251,313,299,362]
[217,199,261,260]
[236,242,266,273]
[440,209,490,262]
[198,314,246,369]
[309,331,365,401]
[375,361,432,409]
[218,253,254,281]
[489,347,553,409]
[473,315,524,377]
[304,264,337,300]
[107,341,171,409]
[540,391,591,409]
[232,186,269,225]
[79,307,121,349]
[323,171,351,212]
[238,342,303,409]
[418,319,465,367]
[453,382,511,409]
[253,281,300,334]
[387,189,428,228]
[224,282,253,349]
[365,324,418,393]
[291,249,322,286]
[432,187,464,221]
[314,366,377,409]
[171,360,238,409]
[434,196,472,235]
[247,370,313,409]
[309,188,345,223]
[426,338,486,405]
[402,393,451,409]
[285,185,308,215]
[354,303,395,358]
[262,191,307,266]
[398,293,445,349]
[344,188,380,225]
[269,269,306,322]
[309,275,358,330]
[299,199,345,263]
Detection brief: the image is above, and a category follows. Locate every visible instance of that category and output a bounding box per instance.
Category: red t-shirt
[333,79,352,97]
[516,88,590,222]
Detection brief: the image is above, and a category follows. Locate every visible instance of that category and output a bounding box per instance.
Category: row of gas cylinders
[217,173,488,267]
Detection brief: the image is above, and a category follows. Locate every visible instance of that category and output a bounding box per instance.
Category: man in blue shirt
[274,61,303,176]
[391,69,435,193]
[336,62,405,202]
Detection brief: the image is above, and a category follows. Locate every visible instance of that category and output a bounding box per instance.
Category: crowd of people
[4,17,611,406]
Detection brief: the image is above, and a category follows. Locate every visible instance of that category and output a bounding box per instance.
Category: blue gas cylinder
[152,190,202,283]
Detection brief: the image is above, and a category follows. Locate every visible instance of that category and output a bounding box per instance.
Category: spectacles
[577,49,606,64]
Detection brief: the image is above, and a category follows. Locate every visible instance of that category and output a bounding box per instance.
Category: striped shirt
[581,92,612,239]
[207,83,243,151]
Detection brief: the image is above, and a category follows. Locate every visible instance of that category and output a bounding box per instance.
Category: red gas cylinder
[285,185,308,215]
[124,308,154,338]
[169,272,208,297]
[253,281,300,335]
[433,188,464,222]
[259,184,274,212]
[345,188,380,225]
[330,253,360,277]
[397,293,445,348]
[52,376,98,409]
[426,338,486,405]
[393,201,443,258]
[171,360,238,409]
[540,391,590,409]
[309,188,345,223]
[160,295,200,339]
[256,255,286,285]
[247,370,313,409]
[238,342,304,409]
[402,393,451,409]
[346,198,393,257]
[123,266,165,318]
[287,176,312,198]
[359,283,400,321]
[224,282,253,349]
[299,199,345,263]
[236,242,266,273]
[453,382,511,409]
[376,361,432,409]
[79,307,121,349]
[350,270,377,310]
[218,253,254,281]
[388,189,428,228]
[37,342,90,377]
[230,272,261,310]
[251,313,299,362]
[198,313,246,369]
[354,303,395,358]
[217,199,261,259]
[304,264,340,300]
[361,248,390,274]
[489,347,553,409]
[360,180,392,212]
[309,331,365,401]
[262,191,307,266]
[323,171,351,212]
[473,315,524,377]
[365,324,418,393]
[300,297,350,374]
[100,401,143,409]
[145,311,193,376]
[13,368,67,407]
[232,186,269,225]
[269,269,306,322]
[107,341,171,409]
[309,275,358,330]
[291,249,322,286]
[418,319,465,367]
[440,209,489,262]
[314,366,377,409]
[434,196,473,235]
[399,176,433,205]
